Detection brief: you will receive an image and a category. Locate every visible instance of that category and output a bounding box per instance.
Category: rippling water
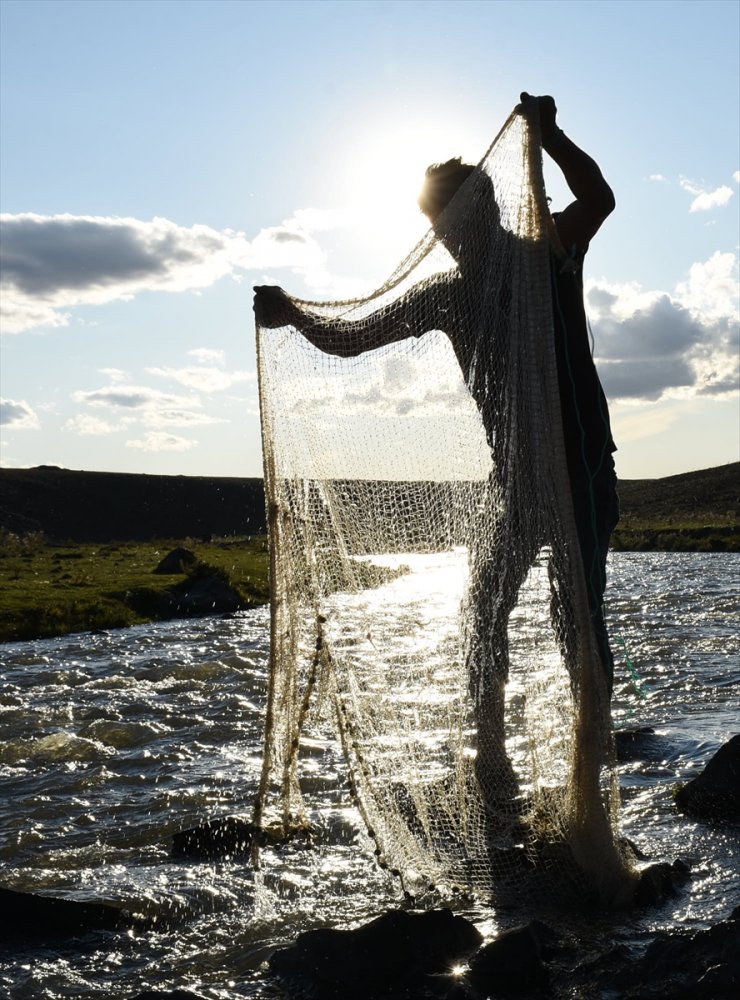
[1,552,738,998]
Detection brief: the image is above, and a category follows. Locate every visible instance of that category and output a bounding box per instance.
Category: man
[255,94,618,803]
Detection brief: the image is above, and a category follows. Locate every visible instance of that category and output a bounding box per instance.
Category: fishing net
[253,107,636,906]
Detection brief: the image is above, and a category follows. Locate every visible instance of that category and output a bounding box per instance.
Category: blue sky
[1,0,738,480]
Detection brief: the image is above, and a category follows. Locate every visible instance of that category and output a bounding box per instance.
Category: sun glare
[342,117,485,265]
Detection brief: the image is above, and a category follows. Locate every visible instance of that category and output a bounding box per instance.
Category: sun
[341,116,485,264]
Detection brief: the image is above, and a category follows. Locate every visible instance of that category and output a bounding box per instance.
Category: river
[1,552,738,998]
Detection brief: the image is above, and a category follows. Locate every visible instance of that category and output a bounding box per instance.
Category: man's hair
[418,157,476,221]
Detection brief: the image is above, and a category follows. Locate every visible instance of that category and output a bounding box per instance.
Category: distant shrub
[0,528,46,557]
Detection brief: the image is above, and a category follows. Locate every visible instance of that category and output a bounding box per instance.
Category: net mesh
[253,109,636,907]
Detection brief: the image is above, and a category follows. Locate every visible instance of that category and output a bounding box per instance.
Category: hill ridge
[0,463,737,543]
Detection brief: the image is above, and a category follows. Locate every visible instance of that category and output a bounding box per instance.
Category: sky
[1,0,738,482]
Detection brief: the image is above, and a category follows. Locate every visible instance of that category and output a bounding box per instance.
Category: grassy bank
[1,516,737,643]
[612,520,738,552]
[0,532,269,643]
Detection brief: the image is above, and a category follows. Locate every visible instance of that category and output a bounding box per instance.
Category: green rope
[616,635,646,700]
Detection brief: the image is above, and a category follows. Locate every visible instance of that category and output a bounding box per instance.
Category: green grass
[0,532,269,643]
[612,519,738,552]
[1,517,736,644]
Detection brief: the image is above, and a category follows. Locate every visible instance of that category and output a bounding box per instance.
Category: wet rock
[614,726,676,763]
[171,817,261,860]
[130,992,206,1000]
[467,923,550,996]
[612,906,740,998]
[171,816,311,861]
[674,734,740,822]
[632,859,691,907]
[269,908,483,999]
[170,576,246,615]
[153,547,197,574]
[0,886,128,940]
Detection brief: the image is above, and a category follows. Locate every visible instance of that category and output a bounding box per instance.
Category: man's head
[418,158,475,223]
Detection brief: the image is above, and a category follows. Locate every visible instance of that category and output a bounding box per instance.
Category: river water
[0,552,738,998]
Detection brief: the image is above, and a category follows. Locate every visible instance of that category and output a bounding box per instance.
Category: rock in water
[171,817,259,860]
[674,734,740,822]
[614,726,676,763]
[269,908,482,998]
[467,923,550,995]
[131,992,206,1000]
[171,576,246,615]
[0,886,127,940]
[611,906,740,999]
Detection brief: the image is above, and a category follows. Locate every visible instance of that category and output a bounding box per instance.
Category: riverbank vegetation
[0,532,268,643]
[1,518,737,643]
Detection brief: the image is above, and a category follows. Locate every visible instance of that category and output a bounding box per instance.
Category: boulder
[632,859,691,907]
[153,547,197,574]
[614,726,676,763]
[269,908,483,998]
[171,817,261,860]
[130,992,206,1000]
[674,734,740,822]
[611,906,740,998]
[467,923,550,996]
[171,576,246,615]
[0,885,128,940]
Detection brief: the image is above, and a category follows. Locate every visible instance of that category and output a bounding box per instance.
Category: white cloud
[65,414,121,435]
[675,250,739,323]
[688,185,734,213]
[0,208,373,334]
[586,251,739,402]
[145,409,225,428]
[146,365,255,393]
[733,170,740,184]
[284,332,475,419]
[649,174,667,182]
[0,213,252,334]
[125,431,197,452]
[71,384,199,410]
[679,177,734,213]
[187,347,224,364]
[98,367,128,382]
[0,398,40,429]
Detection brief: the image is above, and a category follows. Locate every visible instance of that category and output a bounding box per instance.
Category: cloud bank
[0,398,40,429]
[0,211,338,334]
[588,250,739,402]
[2,210,737,407]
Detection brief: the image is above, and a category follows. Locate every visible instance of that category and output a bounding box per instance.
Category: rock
[171,576,246,615]
[153,547,197,574]
[0,885,128,940]
[612,907,740,998]
[615,726,676,763]
[130,992,206,1000]
[467,923,550,996]
[171,817,261,860]
[674,734,740,822]
[633,859,691,907]
[269,908,483,999]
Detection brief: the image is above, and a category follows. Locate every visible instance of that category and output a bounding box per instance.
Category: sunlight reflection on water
[0,553,738,997]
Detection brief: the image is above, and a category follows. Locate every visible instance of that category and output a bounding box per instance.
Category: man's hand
[518,93,558,144]
[253,285,295,328]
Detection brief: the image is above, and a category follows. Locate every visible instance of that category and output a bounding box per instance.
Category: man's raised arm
[520,93,615,252]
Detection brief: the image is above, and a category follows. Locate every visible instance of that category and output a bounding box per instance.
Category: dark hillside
[0,463,737,544]
[0,467,265,542]
[617,463,738,523]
